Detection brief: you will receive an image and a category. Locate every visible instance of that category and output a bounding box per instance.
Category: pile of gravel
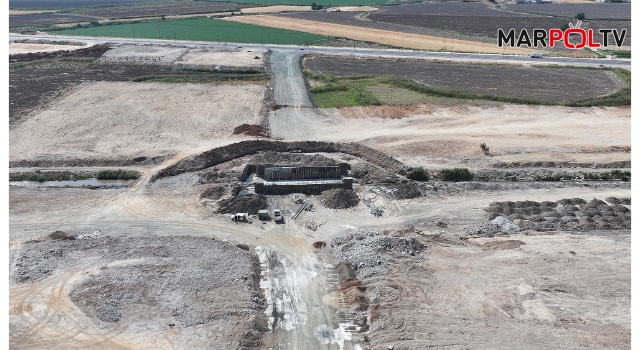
[483,198,630,231]
[319,188,360,209]
[330,230,426,278]
[217,194,268,214]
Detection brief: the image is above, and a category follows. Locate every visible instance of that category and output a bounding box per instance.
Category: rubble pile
[331,230,426,278]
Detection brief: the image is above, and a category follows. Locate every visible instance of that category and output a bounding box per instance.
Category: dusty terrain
[100,44,188,64]
[269,103,630,168]
[9,44,630,350]
[9,42,85,54]
[176,48,266,67]
[223,15,532,54]
[10,81,267,164]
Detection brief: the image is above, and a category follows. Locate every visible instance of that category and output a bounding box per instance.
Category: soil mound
[481,240,525,251]
[217,194,268,214]
[319,188,360,209]
[232,124,268,137]
[201,186,226,200]
[249,150,336,166]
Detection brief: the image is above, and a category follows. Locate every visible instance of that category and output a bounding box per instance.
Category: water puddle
[10,178,135,188]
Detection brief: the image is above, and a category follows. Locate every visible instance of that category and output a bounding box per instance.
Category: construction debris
[304,220,325,231]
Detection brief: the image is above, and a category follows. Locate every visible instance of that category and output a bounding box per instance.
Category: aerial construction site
[9,0,631,349]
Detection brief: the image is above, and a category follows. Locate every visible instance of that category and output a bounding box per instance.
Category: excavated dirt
[232,124,269,137]
[200,185,227,200]
[319,188,360,209]
[10,234,267,349]
[216,194,268,215]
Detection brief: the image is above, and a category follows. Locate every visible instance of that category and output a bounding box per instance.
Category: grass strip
[96,169,140,180]
[10,171,94,182]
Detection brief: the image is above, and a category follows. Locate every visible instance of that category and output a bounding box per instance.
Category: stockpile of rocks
[482,198,631,231]
[331,230,426,278]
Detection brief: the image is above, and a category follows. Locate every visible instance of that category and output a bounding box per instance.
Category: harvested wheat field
[223,15,532,54]
[10,81,266,165]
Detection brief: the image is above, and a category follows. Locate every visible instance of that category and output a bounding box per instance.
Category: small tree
[311,2,318,10]
[89,20,100,26]
[406,167,428,181]
[480,143,490,155]
[438,168,473,182]
[161,15,166,20]
[575,12,586,20]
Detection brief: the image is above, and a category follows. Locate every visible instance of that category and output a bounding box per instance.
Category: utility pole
[402,37,404,53]
[353,39,355,51]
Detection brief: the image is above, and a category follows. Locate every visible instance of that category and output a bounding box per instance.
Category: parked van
[530,53,543,58]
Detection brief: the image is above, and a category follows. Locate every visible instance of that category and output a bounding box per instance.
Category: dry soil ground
[270,104,630,169]
[9,42,85,54]
[175,48,266,67]
[10,81,267,164]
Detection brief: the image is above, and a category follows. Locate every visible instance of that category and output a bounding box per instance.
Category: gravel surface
[12,234,265,332]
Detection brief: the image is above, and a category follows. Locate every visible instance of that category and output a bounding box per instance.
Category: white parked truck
[273,209,283,222]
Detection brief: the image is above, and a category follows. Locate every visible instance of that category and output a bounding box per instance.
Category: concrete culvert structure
[319,188,360,209]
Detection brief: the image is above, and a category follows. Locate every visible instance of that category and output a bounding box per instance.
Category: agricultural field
[228,15,531,54]
[502,3,631,20]
[304,56,627,103]
[9,0,158,9]
[56,18,330,45]
[367,13,568,38]
[9,13,101,26]
[72,1,247,19]
[376,1,526,16]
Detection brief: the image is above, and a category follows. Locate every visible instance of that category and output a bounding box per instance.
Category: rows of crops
[57,18,330,45]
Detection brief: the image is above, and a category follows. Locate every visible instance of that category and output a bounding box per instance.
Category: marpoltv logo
[497,21,627,49]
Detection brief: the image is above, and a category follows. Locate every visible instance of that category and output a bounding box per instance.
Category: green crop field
[57,18,329,45]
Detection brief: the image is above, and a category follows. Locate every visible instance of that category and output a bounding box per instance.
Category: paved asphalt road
[9,33,631,68]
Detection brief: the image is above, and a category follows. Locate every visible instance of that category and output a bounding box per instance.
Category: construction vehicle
[231,213,248,222]
[273,209,283,222]
[258,210,270,220]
